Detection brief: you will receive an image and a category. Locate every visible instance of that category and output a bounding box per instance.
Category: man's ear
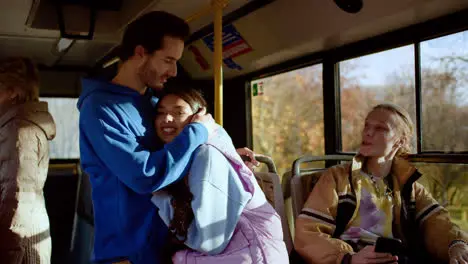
[134,45,147,59]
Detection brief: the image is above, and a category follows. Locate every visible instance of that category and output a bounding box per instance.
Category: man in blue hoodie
[77,11,235,264]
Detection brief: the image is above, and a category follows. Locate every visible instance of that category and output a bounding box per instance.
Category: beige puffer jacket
[0,101,56,264]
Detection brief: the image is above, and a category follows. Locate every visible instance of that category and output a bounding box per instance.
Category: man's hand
[351,246,398,264]
[191,107,216,136]
[236,147,260,171]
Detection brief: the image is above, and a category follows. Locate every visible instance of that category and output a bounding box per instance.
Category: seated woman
[294,103,468,264]
[151,87,289,264]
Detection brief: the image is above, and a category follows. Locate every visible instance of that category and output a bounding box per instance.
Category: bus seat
[289,155,353,225]
[282,171,292,199]
[44,163,81,264]
[281,171,296,240]
[69,169,95,264]
[253,154,293,253]
[76,171,94,226]
[290,170,325,222]
[254,171,293,253]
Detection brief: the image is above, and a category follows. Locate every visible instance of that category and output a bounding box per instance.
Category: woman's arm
[183,144,252,255]
[294,167,354,264]
[152,145,252,255]
[4,121,44,181]
[414,182,468,262]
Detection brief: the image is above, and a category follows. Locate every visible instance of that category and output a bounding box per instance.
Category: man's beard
[140,61,163,90]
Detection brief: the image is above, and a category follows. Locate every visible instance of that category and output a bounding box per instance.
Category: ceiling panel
[0,0,253,67]
[0,36,58,65]
[179,0,468,80]
[0,0,467,76]
[59,41,117,66]
[152,0,251,33]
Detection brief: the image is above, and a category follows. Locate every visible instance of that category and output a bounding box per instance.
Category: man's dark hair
[119,11,190,61]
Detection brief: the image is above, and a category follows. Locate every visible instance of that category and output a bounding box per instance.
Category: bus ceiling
[0,0,259,68]
[0,0,468,79]
[178,0,468,80]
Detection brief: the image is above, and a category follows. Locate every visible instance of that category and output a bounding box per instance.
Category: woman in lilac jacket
[151,87,289,264]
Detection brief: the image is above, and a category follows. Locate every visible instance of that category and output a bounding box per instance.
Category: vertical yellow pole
[212,0,225,126]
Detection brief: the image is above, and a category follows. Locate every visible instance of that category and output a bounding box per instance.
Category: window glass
[420,30,468,152]
[339,45,416,152]
[41,97,80,159]
[251,64,324,176]
[417,162,468,230]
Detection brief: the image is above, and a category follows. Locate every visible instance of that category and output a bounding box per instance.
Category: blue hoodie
[77,78,208,264]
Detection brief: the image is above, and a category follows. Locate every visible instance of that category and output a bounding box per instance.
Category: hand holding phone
[350,246,398,264]
[375,237,403,256]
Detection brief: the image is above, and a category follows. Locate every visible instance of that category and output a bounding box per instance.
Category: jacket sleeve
[184,145,252,255]
[16,123,44,161]
[80,104,208,194]
[414,182,468,262]
[8,122,46,182]
[294,168,354,264]
[151,145,252,255]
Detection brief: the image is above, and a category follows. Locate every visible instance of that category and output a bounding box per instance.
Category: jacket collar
[350,154,417,187]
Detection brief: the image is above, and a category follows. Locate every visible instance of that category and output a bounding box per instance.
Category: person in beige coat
[0,57,56,264]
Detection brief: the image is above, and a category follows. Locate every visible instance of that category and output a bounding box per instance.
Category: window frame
[246,8,468,161]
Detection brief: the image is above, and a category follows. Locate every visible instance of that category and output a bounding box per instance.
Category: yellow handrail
[212,0,228,126]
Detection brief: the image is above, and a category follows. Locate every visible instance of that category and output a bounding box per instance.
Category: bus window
[41,97,80,159]
[421,30,468,152]
[337,29,468,231]
[339,45,416,153]
[417,163,468,231]
[415,30,468,231]
[251,64,324,176]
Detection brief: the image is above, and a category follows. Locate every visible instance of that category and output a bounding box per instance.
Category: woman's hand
[191,107,217,136]
[450,243,468,264]
[351,246,398,264]
[236,147,260,170]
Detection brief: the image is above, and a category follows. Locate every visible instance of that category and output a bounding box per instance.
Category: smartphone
[240,155,252,162]
[375,237,403,256]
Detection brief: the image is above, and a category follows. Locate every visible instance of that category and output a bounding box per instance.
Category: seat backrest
[76,171,94,226]
[290,170,325,222]
[254,172,293,253]
[71,167,95,264]
[281,171,296,239]
[289,155,353,229]
[44,163,81,264]
[282,171,292,199]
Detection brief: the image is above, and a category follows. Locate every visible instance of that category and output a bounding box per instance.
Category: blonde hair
[0,57,40,104]
[372,103,414,157]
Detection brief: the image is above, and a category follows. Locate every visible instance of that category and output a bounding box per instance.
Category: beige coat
[0,102,56,264]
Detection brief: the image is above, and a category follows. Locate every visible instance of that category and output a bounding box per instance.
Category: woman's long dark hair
[157,87,207,263]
